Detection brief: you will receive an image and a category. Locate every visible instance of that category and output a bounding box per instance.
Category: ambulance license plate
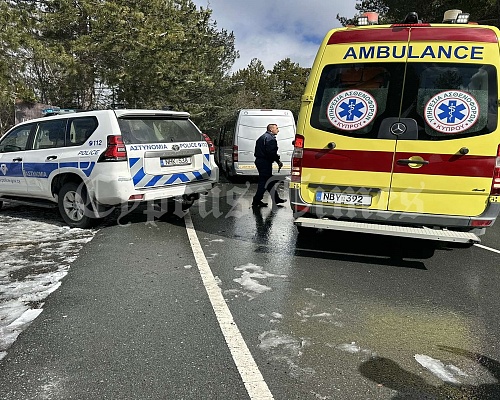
[315,191,371,206]
[160,157,191,167]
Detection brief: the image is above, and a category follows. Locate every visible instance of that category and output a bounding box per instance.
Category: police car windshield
[118,117,202,144]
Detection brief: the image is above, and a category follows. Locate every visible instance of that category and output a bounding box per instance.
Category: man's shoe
[252,201,268,207]
[274,198,287,204]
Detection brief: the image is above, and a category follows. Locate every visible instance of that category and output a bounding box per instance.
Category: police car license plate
[160,157,191,167]
[316,191,371,206]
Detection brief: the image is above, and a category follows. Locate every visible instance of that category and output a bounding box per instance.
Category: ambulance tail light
[232,145,238,162]
[98,135,127,162]
[291,134,304,183]
[471,219,493,227]
[490,144,500,195]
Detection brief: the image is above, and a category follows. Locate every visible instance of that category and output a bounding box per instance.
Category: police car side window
[0,124,33,153]
[33,119,68,150]
[68,117,98,146]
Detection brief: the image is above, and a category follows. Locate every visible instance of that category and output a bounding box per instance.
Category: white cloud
[193,0,358,71]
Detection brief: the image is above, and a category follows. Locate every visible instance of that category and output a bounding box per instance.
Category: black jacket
[254,131,280,163]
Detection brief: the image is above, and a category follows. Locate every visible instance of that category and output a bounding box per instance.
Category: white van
[216,109,296,178]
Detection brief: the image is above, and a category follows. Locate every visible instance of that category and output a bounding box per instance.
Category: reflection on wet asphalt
[1,174,500,399]
[191,178,500,400]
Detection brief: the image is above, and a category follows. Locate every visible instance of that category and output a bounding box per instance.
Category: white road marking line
[184,212,274,400]
[475,243,500,254]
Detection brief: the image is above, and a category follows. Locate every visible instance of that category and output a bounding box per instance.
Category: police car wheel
[58,182,94,229]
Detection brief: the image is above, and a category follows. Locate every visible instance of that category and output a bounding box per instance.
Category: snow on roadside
[0,206,95,360]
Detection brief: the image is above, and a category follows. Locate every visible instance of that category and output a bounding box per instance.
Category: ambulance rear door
[388,26,499,217]
[305,27,410,212]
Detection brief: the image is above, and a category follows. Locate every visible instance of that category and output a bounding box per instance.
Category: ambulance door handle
[46,155,57,161]
[396,159,429,165]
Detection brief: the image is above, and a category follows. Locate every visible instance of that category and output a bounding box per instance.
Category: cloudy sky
[192,0,358,72]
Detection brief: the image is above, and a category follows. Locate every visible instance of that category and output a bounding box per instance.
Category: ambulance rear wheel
[58,182,96,229]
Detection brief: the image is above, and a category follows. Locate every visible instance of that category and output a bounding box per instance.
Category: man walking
[252,123,287,208]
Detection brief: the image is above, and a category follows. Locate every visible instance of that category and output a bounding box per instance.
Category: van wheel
[58,182,96,229]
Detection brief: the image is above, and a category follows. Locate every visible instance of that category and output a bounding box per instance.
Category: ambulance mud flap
[294,217,480,244]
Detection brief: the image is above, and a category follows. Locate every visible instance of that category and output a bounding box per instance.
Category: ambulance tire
[58,182,98,229]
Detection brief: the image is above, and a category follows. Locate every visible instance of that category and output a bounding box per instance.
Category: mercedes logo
[390,122,407,136]
[172,145,180,151]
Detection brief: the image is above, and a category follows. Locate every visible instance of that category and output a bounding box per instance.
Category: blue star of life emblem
[437,100,466,123]
[339,99,365,121]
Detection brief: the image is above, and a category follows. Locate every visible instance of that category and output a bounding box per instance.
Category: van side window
[33,119,67,149]
[0,124,34,152]
[68,116,98,146]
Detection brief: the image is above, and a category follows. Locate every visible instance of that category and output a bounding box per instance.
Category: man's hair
[267,123,277,131]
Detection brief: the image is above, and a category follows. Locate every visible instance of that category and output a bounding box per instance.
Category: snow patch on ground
[233,263,286,300]
[415,354,468,384]
[0,210,95,358]
[258,329,315,378]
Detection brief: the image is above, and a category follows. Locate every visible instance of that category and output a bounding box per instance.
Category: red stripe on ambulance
[301,148,495,177]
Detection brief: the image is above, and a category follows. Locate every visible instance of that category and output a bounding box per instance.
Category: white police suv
[0,109,219,228]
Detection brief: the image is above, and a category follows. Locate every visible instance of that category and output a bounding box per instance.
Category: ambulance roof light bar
[357,12,379,26]
[443,9,470,24]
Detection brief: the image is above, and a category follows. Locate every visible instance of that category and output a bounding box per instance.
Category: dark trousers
[253,158,281,204]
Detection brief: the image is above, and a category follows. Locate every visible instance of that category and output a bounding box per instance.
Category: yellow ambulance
[290,9,500,244]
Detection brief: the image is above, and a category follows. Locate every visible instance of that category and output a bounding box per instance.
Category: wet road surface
[1,178,500,399]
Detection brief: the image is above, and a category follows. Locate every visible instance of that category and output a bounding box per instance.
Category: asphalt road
[1,178,500,399]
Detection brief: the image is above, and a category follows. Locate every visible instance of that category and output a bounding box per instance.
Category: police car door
[24,118,67,197]
[387,27,498,217]
[0,123,32,195]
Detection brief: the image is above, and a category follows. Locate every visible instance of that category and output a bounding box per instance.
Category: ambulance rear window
[311,62,497,140]
[118,117,202,144]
